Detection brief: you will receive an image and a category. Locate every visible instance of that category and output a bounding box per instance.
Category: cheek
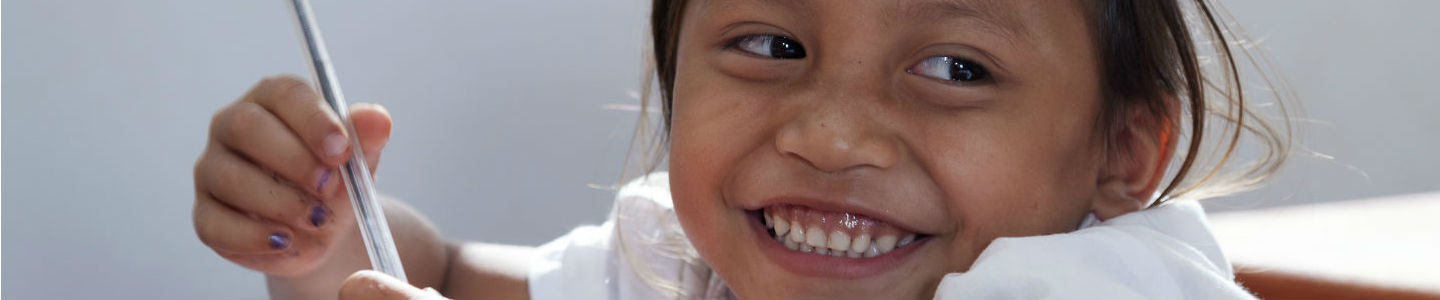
[666,59,773,263]
[669,65,747,204]
[923,99,1102,242]
[668,71,727,231]
[667,53,781,200]
[666,96,736,286]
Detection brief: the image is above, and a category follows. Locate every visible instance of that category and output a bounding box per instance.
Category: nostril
[774,116,900,173]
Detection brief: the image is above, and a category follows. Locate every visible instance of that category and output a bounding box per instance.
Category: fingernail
[268,233,291,250]
[323,134,347,158]
[315,169,331,193]
[309,205,328,228]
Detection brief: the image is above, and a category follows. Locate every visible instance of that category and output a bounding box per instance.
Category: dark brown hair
[635,0,1291,204]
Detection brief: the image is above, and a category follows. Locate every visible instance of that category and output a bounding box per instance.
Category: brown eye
[909,56,989,83]
[730,35,807,59]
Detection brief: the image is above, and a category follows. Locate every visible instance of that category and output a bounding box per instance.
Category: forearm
[265,196,450,299]
[439,242,536,299]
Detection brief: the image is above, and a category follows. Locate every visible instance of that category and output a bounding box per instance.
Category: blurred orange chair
[1210,191,1440,300]
[1236,267,1440,299]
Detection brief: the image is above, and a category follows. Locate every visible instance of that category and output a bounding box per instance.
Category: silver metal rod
[288,0,407,282]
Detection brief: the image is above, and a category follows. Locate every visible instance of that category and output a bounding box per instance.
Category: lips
[762,204,923,258]
[744,202,931,279]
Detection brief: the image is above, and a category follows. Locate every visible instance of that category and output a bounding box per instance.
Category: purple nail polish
[268,233,290,250]
[309,205,328,227]
[315,169,331,193]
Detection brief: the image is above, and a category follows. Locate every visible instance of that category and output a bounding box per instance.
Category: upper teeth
[765,209,917,258]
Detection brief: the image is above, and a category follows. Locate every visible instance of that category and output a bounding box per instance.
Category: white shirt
[528,173,1256,299]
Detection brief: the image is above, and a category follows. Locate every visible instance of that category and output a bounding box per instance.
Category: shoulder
[611,172,681,231]
[610,172,733,299]
[935,201,1256,299]
[528,172,730,300]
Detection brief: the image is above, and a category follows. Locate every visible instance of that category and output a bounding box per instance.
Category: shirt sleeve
[933,201,1257,300]
[528,221,618,300]
[526,172,728,300]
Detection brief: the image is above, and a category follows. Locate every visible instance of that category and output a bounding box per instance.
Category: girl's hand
[339,270,448,300]
[193,75,393,276]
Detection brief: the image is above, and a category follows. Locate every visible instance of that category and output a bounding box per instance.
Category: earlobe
[1092,178,1148,220]
[1091,98,1177,220]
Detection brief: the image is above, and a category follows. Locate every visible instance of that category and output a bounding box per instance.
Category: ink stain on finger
[309,205,328,228]
[315,169,332,193]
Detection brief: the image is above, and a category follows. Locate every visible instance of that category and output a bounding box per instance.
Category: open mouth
[754,204,929,259]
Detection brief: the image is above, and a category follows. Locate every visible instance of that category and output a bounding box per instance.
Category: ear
[1091,96,1178,220]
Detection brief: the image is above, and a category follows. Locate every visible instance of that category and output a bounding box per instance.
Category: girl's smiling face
[667,0,1121,298]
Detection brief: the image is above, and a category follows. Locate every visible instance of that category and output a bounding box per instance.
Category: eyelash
[727,34,807,59]
[726,34,992,84]
[908,56,991,84]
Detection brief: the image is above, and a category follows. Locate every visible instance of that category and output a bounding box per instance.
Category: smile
[759,204,927,258]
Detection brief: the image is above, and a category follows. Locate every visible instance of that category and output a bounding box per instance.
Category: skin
[667,0,1168,298]
[193,76,529,299]
[194,0,1171,299]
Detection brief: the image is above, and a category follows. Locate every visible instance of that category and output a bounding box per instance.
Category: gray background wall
[2,1,1436,299]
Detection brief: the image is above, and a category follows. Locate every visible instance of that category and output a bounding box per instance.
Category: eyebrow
[903,0,1031,43]
[708,0,1031,44]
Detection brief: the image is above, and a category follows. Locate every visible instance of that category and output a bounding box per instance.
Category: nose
[775,102,900,173]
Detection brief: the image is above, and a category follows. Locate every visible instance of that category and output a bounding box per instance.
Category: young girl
[193,0,1290,298]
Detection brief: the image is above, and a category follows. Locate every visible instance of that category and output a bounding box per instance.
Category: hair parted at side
[633,0,1294,204]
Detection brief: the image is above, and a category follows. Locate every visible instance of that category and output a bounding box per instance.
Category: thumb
[348,103,392,175]
[338,270,446,300]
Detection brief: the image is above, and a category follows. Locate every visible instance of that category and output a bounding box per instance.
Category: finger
[197,145,335,231]
[211,101,340,198]
[244,75,351,165]
[193,191,294,254]
[348,103,392,174]
[339,270,447,300]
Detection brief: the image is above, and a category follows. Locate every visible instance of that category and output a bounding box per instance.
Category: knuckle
[193,151,209,180]
[259,75,314,105]
[203,152,249,192]
[211,158,242,190]
[263,74,307,84]
[193,208,223,248]
[195,149,222,180]
[196,228,221,249]
[209,103,240,138]
[194,157,215,189]
[221,103,269,143]
[259,75,308,92]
